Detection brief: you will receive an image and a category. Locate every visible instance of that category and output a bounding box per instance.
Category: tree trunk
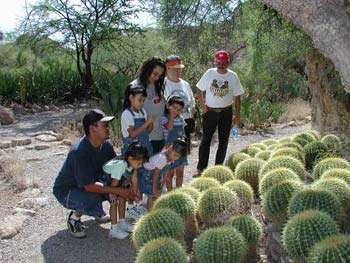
[305,48,350,136]
[261,0,350,93]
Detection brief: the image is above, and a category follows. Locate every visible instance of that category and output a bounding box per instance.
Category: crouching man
[53,109,138,238]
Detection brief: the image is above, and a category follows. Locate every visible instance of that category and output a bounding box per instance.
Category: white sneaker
[127,206,142,220]
[118,220,134,233]
[109,226,128,239]
[137,204,148,215]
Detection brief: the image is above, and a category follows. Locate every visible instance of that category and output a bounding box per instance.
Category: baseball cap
[83,109,115,129]
[215,50,229,63]
[165,55,185,69]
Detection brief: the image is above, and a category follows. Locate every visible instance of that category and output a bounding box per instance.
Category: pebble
[17,197,48,210]
[0,214,28,239]
[13,207,36,217]
[34,144,50,151]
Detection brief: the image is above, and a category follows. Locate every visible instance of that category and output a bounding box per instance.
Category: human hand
[109,193,118,203]
[233,115,241,127]
[201,105,208,114]
[146,115,155,125]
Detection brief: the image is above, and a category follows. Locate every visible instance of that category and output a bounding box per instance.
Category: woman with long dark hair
[130,57,166,153]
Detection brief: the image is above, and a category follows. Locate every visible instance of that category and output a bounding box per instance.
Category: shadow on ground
[41,220,135,263]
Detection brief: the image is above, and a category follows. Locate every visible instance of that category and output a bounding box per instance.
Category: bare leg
[109,200,118,225]
[175,166,184,188]
[165,169,175,191]
[117,197,126,220]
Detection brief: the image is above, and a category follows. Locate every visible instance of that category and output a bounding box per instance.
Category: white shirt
[121,108,147,138]
[143,152,169,170]
[196,68,244,108]
[164,78,195,119]
[131,79,165,141]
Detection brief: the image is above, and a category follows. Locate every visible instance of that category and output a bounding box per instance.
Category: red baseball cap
[165,55,185,69]
[215,50,229,63]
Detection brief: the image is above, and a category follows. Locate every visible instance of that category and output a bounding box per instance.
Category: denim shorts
[138,166,170,196]
[53,187,109,218]
[170,156,188,169]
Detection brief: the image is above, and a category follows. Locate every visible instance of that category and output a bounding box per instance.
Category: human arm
[131,169,141,201]
[127,116,154,138]
[84,182,137,200]
[152,168,161,197]
[196,89,207,114]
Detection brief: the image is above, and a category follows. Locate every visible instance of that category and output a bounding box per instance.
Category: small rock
[34,144,50,150]
[0,214,28,239]
[17,197,48,210]
[11,138,31,147]
[51,105,60,111]
[80,103,88,107]
[0,141,12,149]
[10,102,26,115]
[13,207,36,217]
[21,188,41,198]
[35,134,58,142]
[53,151,66,156]
[25,145,34,150]
[287,121,296,127]
[43,105,50,111]
[55,133,64,141]
[61,139,72,146]
[0,105,15,125]
[305,115,312,121]
[25,157,43,162]
[32,103,42,112]
[67,104,74,109]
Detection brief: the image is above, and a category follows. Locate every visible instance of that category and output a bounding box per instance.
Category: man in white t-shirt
[194,50,245,177]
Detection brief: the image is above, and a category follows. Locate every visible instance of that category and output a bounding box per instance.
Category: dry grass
[0,154,34,192]
[278,98,311,123]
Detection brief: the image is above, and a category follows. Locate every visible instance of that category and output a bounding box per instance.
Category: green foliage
[224,179,254,210]
[132,208,185,250]
[259,167,300,196]
[321,168,350,187]
[175,186,201,204]
[198,186,240,226]
[235,158,266,195]
[307,234,350,263]
[226,215,263,245]
[312,158,350,181]
[321,134,341,152]
[226,152,251,173]
[282,210,339,262]
[189,177,220,192]
[260,156,306,180]
[304,141,328,170]
[255,150,271,161]
[194,226,247,263]
[262,180,303,229]
[135,238,187,263]
[153,192,196,220]
[271,147,305,163]
[288,188,341,220]
[201,165,235,184]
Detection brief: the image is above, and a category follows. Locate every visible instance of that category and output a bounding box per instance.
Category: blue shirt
[53,136,116,195]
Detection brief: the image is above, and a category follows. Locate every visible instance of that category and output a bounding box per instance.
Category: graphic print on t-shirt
[210,79,229,97]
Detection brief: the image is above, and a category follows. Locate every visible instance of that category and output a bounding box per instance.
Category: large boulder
[0,106,15,125]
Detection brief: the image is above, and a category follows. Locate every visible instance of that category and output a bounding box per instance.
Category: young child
[160,96,188,191]
[139,139,188,209]
[121,83,154,155]
[103,143,149,239]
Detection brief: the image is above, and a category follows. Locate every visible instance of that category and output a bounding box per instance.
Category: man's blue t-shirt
[53,136,116,196]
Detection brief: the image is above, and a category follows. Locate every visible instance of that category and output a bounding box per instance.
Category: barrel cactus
[304,141,328,170]
[307,234,350,263]
[255,150,271,161]
[262,180,303,230]
[321,168,350,187]
[293,132,316,147]
[262,139,278,146]
[175,186,201,204]
[312,157,350,181]
[275,142,305,154]
[198,186,240,226]
[250,143,267,151]
[308,130,321,140]
[278,137,292,144]
[194,226,247,263]
[267,144,278,151]
[271,147,305,164]
[260,156,306,180]
[226,152,251,173]
[132,208,185,250]
[246,145,262,157]
[282,210,339,262]
[224,179,254,210]
[288,188,341,220]
[190,177,220,192]
[321,134,341,152]
[201,165,235,184]
[135,238,187,263]
[259,167,301,196]
[235,158,265,195]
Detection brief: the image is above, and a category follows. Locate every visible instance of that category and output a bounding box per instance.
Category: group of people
[53,50,244,239]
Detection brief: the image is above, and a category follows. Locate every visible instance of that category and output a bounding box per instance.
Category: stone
[35,134,58,142]
[25,146,34,150]
[51,105,60,111]
[0,141,12,149]
[287,121,296,127]
[0,214,28,239]
[305,115,312,121]
[61,139,72,146]
[53,152,66,156]
[0,105,15,125]
[20,188,41,198]
[34,144,50,150]
[10,102,26,115]
[17,197,48,210]
[43,105,50,111]
[32,103,42,112]
[13,207,36,217]
[11,138,31,147]
[25,157,43,162]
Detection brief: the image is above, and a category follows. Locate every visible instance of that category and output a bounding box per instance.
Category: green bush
[135,238,187,263]
[260,156,306,180]
[312,158,350,181]
[226,152,251,173]
[194,226,247,263]
[282,210,339,262]
[190,177,220,192]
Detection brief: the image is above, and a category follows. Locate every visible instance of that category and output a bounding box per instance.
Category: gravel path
[0,118,311,263]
